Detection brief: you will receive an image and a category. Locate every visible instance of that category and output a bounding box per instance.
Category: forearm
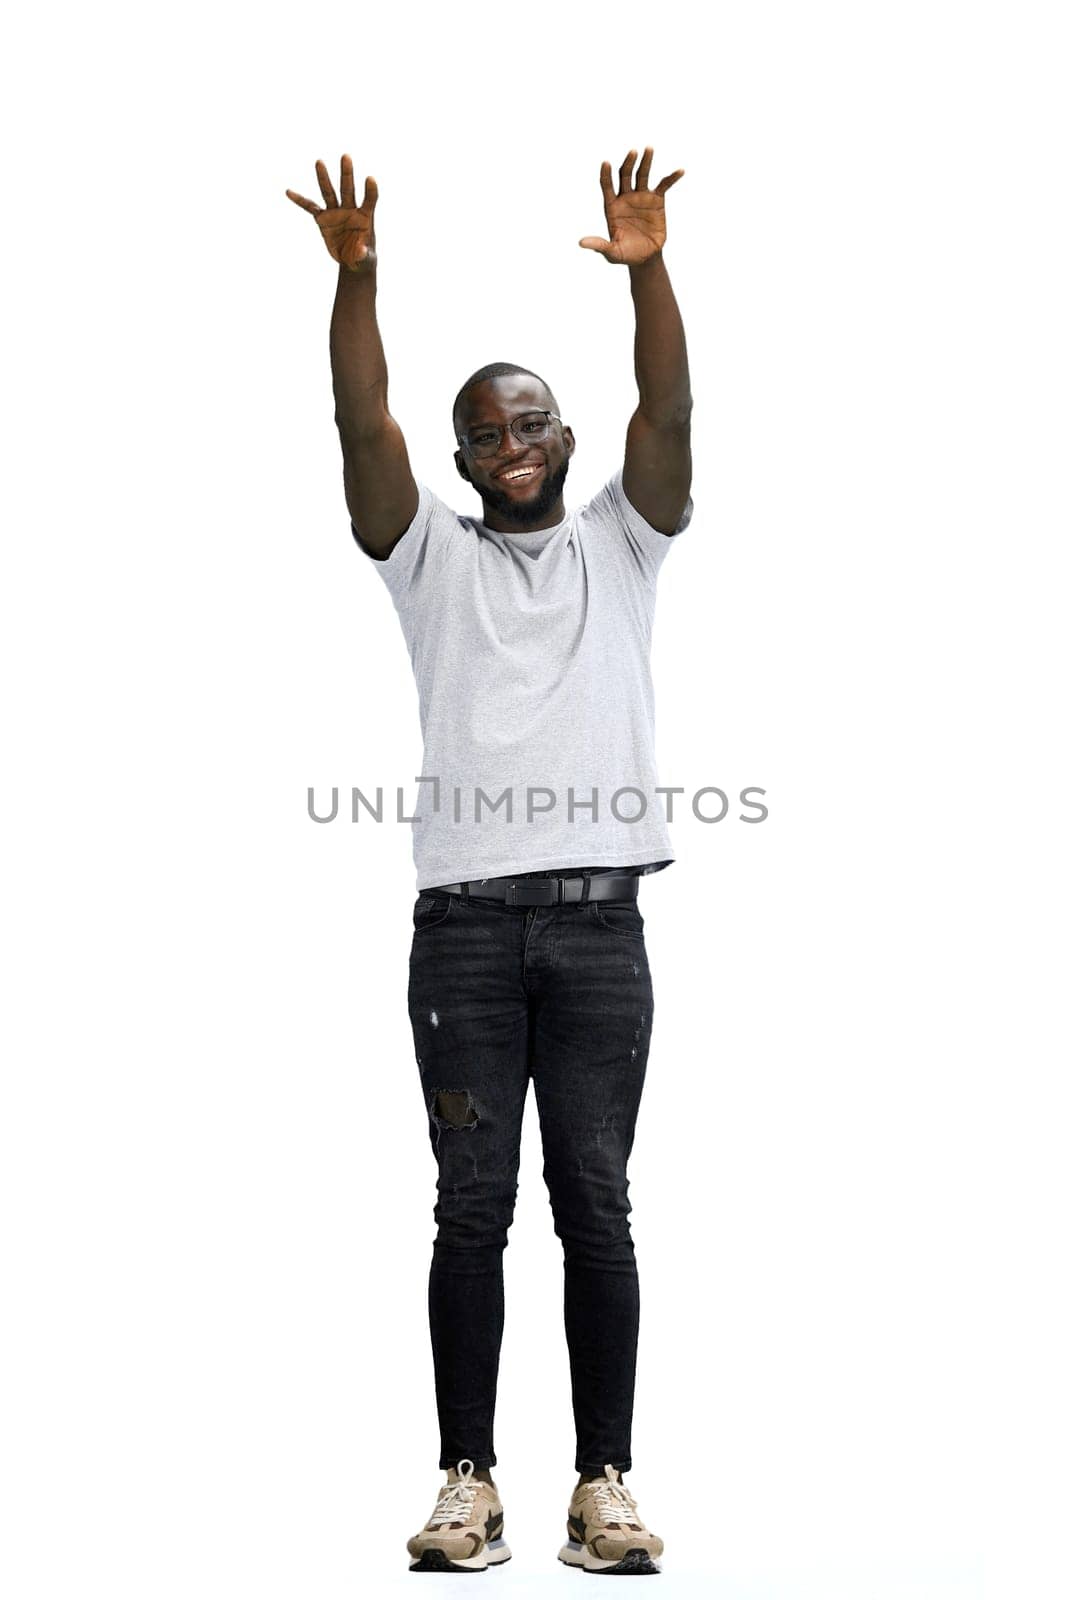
[628,253,692,426]
[330,265,391,437]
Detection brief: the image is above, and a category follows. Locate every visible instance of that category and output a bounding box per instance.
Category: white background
[2,2,1064,1596]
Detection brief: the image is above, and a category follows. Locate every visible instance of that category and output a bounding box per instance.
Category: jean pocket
[591,901,645,939]
[412,893,453,933]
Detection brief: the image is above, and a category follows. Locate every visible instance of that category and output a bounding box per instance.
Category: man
[286,146,692,1575]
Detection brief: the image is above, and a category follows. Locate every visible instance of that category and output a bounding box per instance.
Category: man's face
[454,375,575,527]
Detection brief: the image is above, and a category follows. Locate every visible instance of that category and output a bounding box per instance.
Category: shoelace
[428,1460,479,1527]
[591,1467,641,1527]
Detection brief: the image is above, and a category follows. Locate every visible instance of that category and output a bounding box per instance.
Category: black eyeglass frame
[456,410,565,459]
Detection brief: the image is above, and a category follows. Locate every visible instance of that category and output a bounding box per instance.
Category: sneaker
[558,1463,664,1575]
[407,1458,511,1573]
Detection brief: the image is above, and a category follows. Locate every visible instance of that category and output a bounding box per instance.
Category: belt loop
[580,870,591,904]
[461,881,469,901]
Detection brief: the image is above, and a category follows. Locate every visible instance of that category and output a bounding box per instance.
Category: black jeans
[407,882,654,1474]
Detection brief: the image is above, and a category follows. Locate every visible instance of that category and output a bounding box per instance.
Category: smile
[495,463,543,484]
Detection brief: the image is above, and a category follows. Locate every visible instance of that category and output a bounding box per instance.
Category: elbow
[638,396,693,431]
[335,406,392,444]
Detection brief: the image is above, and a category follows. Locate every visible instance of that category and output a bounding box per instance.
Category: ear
[563,425,576,459]
[454,449,471,481]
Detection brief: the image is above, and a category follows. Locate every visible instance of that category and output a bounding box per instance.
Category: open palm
[580,147,684,266]
[285,154,378,272]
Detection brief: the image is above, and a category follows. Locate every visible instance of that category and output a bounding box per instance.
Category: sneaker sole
[409,1539,512,1573]
[558,1539,661,1575]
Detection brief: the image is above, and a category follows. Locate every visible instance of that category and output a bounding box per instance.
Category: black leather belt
[430,872,640,906]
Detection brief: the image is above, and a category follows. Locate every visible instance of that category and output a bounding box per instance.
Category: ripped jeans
[407,882,654,1475]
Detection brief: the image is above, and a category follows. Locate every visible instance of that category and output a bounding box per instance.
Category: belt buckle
[505,879,556,906]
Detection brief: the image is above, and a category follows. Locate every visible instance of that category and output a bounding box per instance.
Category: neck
[482,497,567,534]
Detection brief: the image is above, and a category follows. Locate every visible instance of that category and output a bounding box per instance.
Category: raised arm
[286,155,418,558]
[580,148,692,534]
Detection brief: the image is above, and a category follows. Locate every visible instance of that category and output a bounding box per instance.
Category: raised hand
[579,147,684,266]
[285,155,378,273]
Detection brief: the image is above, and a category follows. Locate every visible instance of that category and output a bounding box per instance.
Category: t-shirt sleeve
[351,482,462,607]
[586,468,694,584]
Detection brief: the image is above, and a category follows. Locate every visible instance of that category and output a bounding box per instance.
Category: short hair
[452,362,556,438]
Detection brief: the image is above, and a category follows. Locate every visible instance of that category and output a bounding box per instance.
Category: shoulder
[578,469,693,580]
[355,482,474,595]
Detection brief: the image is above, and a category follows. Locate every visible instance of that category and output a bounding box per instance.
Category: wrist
[628,253,669,298]
[337,255,378,284]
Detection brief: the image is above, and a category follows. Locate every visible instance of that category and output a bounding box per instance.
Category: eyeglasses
[458,410,563,459]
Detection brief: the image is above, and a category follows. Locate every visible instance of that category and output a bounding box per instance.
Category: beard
[477,456,570,527]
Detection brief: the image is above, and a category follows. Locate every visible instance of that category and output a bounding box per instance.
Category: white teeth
[500,465,539,481]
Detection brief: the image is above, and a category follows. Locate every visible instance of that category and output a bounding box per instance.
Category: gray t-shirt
[355,469,692,891]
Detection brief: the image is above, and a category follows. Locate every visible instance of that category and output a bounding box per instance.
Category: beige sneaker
[558,1464,664,1575]
[407,1458,511,1573]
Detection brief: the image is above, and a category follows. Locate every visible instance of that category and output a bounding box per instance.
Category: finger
[362,174,379,215]
[598,159,614,204]
[635,146,653,189]
[579,235,613,254]
[285,189,322,216]
[315,158,339,208]
[654,167,685,196]
[618,149,637,193]
[339,153,356,209]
